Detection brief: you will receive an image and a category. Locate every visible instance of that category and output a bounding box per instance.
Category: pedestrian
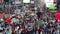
[11,29,16,34]
[54,29,59,34]
[25,29,28,34]
[5,29,10,34]
[33,26,37,34]
[47,28,51,34]
[37,27,41,34]
[44,27,47,34]
[21,29,25,34]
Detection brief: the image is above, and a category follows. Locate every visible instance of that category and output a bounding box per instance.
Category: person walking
[37,27,41,34]
[44,27,47,34]
[33,26,37,34]
[5,29,10,34]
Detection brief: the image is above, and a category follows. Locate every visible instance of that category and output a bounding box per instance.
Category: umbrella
[48,6,57,10]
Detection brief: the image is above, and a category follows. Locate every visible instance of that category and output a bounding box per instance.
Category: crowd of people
[0,3,59,34]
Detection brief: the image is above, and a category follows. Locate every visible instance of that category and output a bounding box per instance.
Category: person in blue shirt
[44,27,47,34]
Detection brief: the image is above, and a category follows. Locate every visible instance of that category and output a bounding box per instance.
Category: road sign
[44,0,54,7]
[23,0,30,3]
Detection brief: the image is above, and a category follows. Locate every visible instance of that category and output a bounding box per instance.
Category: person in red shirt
[37,27,41,34]
[6,18,12,24]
